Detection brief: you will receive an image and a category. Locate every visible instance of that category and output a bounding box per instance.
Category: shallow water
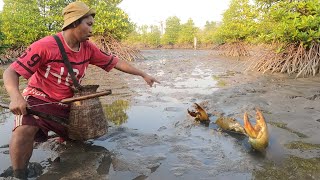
[0,49,319,179]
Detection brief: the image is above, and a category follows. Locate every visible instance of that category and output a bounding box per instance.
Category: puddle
[151,75,218,95]
[123,106,169,133]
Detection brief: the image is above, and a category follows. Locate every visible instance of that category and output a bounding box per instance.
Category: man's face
[75,15,94,42]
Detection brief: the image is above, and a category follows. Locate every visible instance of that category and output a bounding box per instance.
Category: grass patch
[253,156,320,180]
[285,141,320,150]
[212,75,227,87]
[212,75,220,81]
[217,80,227,87]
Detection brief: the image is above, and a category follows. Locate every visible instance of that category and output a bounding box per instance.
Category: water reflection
[103,99,130,126]
[0,108,10,123]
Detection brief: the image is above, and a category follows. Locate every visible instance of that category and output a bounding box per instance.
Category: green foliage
[103,99,129,126]
[177,18,198,45]
[215,0,257,43]
[124,24,161,47]
[124,30,141,46]
[37,0,70,34]
[93,0,134,40]
[0,0,133,48]
[257,0,320,46]
[0,17,6,52]
[197,21,219,45]
[1,0,47,46]
[136,25,150,45]
[255,0,281,9]
[146,25,161,47]
[161,16,181,45]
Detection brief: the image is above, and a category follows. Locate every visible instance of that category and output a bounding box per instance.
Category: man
[3,1,159,179]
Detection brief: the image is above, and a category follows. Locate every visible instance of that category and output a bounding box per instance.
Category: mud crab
[215,116,246,134]
[187,103,209,123]
[187,103,269,151]
[243,109,269,152]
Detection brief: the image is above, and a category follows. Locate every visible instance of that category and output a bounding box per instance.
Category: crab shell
[243,109,269,151]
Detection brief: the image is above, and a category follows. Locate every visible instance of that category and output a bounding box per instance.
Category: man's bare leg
[10,125,39,179]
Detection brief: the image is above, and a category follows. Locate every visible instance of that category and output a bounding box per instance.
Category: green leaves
[257,0,320,46]
[213,0,320,47]
[161,16,181,45]
[1,0,47,46]
[215,0,257,43]
[177,18,198,44]
[0,0,134,48]
[93,0,133,40]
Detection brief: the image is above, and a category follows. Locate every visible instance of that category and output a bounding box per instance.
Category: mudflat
[1,49,319,179]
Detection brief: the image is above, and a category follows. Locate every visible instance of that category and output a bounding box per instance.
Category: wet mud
[1,49,320,179]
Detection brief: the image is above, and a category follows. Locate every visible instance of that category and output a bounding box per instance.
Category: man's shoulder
[33,35,56,47]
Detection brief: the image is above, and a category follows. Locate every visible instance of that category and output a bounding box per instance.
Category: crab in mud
[216,109,269,152]
[187,103,210,124]
[215,116,246,134]
[187,104,269,152]
[243,109,269,152]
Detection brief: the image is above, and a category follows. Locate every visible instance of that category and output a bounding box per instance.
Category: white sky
[119,0,231,27]
[0,0,231,28]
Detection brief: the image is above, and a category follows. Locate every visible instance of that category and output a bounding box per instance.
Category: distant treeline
[123,0,320,77]
[1,0,319,50]
[124,0,320,49]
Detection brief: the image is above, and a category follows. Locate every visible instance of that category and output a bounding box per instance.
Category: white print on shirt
[44,65,80,86]
[65,68,80,86]
[23,88,47,98]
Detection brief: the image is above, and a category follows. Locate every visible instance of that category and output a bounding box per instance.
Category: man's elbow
[3,67,19,80]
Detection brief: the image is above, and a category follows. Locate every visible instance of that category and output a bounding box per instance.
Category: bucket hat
[62,1,96,30]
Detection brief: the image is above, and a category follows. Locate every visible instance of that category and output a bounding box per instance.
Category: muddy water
[0,49,320,179]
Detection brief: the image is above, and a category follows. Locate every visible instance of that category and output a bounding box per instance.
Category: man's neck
[62,31,80,51]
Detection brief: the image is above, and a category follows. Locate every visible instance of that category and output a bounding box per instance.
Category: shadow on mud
[37,141,112,179]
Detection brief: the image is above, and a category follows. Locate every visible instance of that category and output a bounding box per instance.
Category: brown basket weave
[68,85,108,140]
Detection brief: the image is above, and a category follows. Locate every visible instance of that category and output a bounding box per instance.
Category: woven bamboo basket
[68,85,108,140]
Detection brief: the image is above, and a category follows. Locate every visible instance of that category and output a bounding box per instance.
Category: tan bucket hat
[62,1,96,30]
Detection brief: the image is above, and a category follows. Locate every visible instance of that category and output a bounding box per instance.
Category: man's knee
[12,125,39,141]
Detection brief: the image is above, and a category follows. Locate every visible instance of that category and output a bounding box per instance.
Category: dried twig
[91,34,145,61]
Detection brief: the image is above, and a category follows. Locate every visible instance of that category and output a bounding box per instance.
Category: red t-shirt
[10,32,118,102]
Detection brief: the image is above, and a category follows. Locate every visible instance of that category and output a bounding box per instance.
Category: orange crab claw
[243,109,269,151]
[244,112,258,138]
[194,103,209,121]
